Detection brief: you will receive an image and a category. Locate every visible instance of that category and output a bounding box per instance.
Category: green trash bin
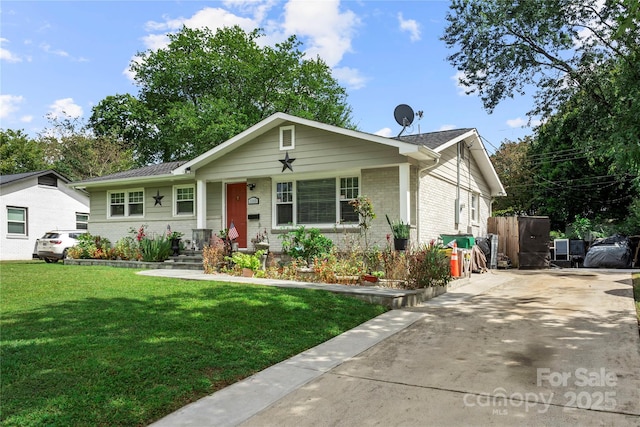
[440,234,475,249]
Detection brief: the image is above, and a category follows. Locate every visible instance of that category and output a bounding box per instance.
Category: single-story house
[1,170,90,260]
[71,113,505,252]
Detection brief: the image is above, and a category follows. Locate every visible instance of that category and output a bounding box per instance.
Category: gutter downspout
[417,158,440,245]
[455,141,461,227]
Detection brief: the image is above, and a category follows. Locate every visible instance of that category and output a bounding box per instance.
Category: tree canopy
[0,129,47,175]
[90,26,354,165]
[443,0,640,174]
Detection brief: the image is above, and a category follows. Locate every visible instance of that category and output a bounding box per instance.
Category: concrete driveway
[240,270,640,426]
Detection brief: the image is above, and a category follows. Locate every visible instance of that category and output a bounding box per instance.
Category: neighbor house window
[7,207,27,236]
[174,185,195,215]
[274,176,359,226]
[76,213,89,230]
[108,189,144,217]
[279,125,295,150]
[471,193,479,222]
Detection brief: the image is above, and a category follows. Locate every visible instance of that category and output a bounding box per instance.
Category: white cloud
[332,66,367,90]
[506,117,542,128]
[282,0,360,67]
[0,94,24,119]
[21,115,34,123]
[135,2,364,87]
[451,70,484,96]
[40,42,70,57]
[48,98,83,119]
[437,124,456,131]
[144,6,259,39]
[398,13,421,42]
[0,38,22,63]
[374,127,393,137]
[141,33,171,51]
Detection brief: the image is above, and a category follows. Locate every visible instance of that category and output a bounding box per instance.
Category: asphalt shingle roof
[77,161,186,183]
[0,170,68,186]
[397,128,474,150]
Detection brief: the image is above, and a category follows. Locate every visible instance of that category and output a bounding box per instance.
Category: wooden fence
[487,216,520,268]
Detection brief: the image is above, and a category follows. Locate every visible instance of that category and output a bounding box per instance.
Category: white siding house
[1,170,90,260]
[72,113,505,251]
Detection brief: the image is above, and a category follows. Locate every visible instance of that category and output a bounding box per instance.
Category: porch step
[166,250,204,270]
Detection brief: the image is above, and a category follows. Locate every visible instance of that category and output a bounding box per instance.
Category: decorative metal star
[279,152,296,172]
[153,190,164,206]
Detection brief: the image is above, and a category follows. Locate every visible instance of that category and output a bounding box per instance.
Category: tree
[90,26,354,165]
[527,99,638,231]
[490,137,535,216]
[39,117,135,181]
[442,0,640,173]
[0,129,47,175]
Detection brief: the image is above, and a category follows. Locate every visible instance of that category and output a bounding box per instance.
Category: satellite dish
[394,104,415,127]
[394,104,415,136]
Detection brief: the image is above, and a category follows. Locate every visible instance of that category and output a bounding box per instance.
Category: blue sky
[1,0,540,153]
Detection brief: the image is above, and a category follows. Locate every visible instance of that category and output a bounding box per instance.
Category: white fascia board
[432,129,477,153]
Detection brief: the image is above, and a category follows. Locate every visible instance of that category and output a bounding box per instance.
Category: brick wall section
[362,166,400,248]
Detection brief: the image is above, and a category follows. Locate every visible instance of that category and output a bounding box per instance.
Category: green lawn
[0,262,387,426]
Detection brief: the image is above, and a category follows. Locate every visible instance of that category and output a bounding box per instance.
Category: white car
[36,230,86,263]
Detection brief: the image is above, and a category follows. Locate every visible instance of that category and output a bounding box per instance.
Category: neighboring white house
[1,170,90,260]
[72,113,505,251]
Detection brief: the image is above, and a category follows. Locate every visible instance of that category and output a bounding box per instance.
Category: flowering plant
[166,225,184,240]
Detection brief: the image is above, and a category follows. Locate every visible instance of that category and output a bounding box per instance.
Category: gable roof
[401,128,505,197]
[398,128,475,150]
[172,112,440,174]
[0,170,70,187]
[69,112,505,196]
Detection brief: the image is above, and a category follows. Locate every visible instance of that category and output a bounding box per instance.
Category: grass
[0,262,387,426]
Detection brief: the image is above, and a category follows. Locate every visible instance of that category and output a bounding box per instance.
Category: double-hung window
[175,185,195,215]
[76,213,89,230]
[7,207,27,236]
[471,193,479,223]
[275,176,359,226]
[109,189,144,217]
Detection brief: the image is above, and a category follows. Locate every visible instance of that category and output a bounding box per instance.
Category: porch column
[399,163,410,223]
[196,179,207,229]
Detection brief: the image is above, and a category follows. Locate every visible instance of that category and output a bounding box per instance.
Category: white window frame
[7,206,28,236]
[273,173,360,228]
[107,189,145,218]
[174,184,195,216]
[76,212,89,230]
[279,125,295,150]
[471,193,479,223]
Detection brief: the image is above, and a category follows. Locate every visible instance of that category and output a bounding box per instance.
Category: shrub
[202,236,227,273]
[68,233,112,259]
[139,235,172,262]
[228,250,265,273]
[279,226,333,264]
[406,244,451,289]
[114,236,141,261]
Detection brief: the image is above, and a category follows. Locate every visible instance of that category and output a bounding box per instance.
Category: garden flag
[228,221,239,240]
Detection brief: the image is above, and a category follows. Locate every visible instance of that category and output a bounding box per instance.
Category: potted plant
[386,215,410,251]
[229,250,265,277]
[166,227,184,256]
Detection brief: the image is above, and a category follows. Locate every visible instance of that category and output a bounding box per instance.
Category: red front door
[226,183,247,248]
